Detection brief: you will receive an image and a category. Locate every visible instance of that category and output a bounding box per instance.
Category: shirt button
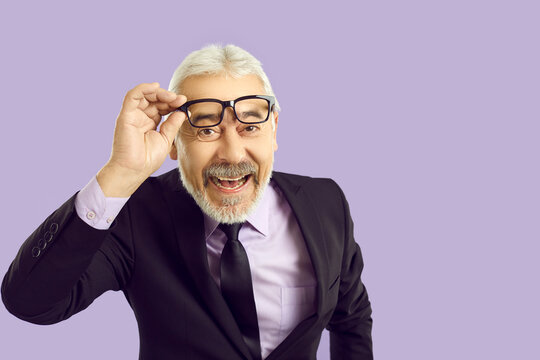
[106,217,114,224]
[86,211,96,220]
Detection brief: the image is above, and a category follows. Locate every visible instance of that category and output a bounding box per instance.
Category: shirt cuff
[74,175,130,230]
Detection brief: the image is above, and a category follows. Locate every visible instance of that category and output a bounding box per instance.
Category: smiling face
[170,73,279,224]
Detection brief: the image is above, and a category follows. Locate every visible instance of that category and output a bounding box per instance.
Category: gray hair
[168,44,281,112]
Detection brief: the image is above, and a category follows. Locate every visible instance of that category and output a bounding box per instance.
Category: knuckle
[125,88,139,98]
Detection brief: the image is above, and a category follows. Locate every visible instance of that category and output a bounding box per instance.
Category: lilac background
[1,0,539,359]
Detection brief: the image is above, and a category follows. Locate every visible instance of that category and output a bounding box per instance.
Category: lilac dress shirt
[75,175,316,359]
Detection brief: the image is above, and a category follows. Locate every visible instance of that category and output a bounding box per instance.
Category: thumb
[159,111,185,148]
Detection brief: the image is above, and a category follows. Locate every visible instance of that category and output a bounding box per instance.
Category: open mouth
[210,174,251,191]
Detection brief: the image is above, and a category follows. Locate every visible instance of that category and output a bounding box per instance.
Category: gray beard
[176,159,272,224]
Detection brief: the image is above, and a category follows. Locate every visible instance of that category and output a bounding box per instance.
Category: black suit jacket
[2,169,373,359]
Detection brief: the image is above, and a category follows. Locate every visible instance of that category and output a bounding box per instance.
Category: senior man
[2,45,373,360]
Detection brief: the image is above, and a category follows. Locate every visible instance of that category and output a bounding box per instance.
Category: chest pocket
[279,285,317,339]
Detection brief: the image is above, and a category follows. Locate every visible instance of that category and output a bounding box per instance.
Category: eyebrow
[192,113,220,121]
[238,110,264,118]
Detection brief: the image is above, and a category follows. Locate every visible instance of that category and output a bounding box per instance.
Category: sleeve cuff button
[32,247,41,258]
[45,231,53,243]
[50,223,59,234]
[38,238,47,250]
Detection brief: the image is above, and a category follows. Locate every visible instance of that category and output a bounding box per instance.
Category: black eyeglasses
[176,95,275,128]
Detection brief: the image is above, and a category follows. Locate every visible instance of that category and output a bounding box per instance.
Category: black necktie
[219,223,262,360]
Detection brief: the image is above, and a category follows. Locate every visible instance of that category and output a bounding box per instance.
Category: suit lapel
[158,170,332,359]
[267,172,332,359]
[159,171,252,360]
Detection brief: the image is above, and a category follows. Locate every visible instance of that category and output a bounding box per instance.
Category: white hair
[168,45,279,223]
[168,44,280,112]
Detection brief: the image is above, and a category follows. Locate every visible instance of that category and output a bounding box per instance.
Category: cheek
[250,140,275,175]
[181,144,214,185]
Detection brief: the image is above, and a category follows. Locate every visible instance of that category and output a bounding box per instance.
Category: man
[2,44,373,359]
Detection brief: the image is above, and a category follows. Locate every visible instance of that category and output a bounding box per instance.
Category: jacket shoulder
[154,168,183,191]
[130,168,183,197]
[272,171,342,196]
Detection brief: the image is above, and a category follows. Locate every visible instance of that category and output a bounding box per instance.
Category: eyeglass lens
[188,98,269,127]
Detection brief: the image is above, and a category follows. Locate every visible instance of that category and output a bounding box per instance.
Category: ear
[169,140,178,160]
[272,112,279,151]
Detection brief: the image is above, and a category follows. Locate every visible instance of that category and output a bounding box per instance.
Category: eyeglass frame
[175,95,276,128]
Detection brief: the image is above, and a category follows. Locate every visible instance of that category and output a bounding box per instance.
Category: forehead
[180,73,265,101]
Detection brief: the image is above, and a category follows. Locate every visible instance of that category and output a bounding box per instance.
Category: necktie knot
[219,223,243,243]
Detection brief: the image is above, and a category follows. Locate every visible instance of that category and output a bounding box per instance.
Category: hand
[97,83,187,197]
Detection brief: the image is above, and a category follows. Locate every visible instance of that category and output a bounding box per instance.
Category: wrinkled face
[170,74,278,224]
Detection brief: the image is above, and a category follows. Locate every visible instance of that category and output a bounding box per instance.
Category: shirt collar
[203,180,272,240]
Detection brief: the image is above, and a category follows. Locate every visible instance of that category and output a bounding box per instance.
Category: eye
[200,128,214,136]
[243,125,259,133]
[197,127,219,140]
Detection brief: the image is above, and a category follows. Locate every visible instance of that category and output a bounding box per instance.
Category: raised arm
[1,83,186,324]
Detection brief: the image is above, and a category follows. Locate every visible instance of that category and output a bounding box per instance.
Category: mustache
[203,161,258,187]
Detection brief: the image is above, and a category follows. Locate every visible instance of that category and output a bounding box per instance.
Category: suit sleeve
[1,192,134,325]
[326,183,374,359]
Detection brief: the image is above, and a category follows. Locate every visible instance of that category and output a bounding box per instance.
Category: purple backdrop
[1,1,538,359]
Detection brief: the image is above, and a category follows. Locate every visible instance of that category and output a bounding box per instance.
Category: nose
[216,108,246,164]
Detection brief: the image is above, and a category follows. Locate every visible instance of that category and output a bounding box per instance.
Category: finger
[122,83,160,112]
[159,111,186,147]
[155,88,180,103]
[141,93,186,125]
[142,106,162,124]
[139,93,186,123]
[143,87,178,104]
[169,94,187,108]
[155,94,187,115]
[132,110,160,131]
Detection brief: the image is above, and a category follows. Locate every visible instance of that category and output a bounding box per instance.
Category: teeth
[217,176,244,181]
[212,175,248,190]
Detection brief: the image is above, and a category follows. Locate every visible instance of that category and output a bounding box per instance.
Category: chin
[204,198,253,224]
